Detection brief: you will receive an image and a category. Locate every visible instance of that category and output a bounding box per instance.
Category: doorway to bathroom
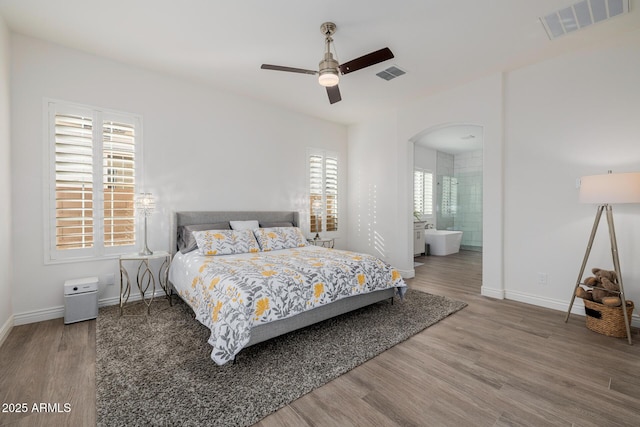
[413,124,484,254]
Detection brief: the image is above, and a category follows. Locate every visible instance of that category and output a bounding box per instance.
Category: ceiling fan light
[318,71,339,87]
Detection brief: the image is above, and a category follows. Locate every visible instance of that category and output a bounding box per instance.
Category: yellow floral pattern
[255,298,270,318]
[171,246,406,365]
[193,229,260,256]
[253,227,308,251]
[212,300,223,322]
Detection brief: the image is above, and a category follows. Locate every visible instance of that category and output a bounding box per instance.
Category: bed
[168,211,407,365]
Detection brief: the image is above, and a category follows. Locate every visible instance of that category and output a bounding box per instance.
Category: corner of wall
[0,14,15,341]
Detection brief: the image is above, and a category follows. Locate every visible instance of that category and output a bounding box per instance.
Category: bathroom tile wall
[435,151,455,230]
[454,149,483,250]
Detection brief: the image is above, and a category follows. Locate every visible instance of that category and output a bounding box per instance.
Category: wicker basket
[584,299,634,338]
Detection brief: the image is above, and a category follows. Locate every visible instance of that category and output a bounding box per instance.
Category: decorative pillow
[230,220,259,230]
[178,222,230,254]
[259,221,294,228]
[193,229,260,256]
[253,227,308,251]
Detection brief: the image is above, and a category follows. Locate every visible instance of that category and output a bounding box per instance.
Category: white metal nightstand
[119,251,171,315]
[307,238,335,248]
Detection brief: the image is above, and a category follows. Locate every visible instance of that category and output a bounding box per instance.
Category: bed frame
[169,211,395,348]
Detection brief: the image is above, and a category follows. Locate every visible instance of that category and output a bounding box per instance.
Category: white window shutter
[54,113,95,250]
[47,101,142,262]
[308,150,339,234]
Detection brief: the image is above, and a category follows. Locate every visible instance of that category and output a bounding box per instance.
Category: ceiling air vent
[541,0,629,40]
[376,65,406,81]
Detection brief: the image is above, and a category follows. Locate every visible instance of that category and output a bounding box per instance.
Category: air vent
[541,0,629,40]
[376,65,406,81]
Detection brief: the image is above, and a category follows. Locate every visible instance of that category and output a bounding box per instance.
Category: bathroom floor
[413,249,482,295]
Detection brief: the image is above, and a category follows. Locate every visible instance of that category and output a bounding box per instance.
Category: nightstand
[119,251,171,315]
[307,238,335,248]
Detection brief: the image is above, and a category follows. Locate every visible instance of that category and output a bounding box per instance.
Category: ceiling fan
[261,22,394,105]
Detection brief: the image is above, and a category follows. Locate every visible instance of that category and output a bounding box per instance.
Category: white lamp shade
[579,172,640,204]
[135,193,156,216]
[318,72,339,87]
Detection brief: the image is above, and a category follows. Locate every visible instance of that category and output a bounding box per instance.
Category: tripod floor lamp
[565,171,640,344]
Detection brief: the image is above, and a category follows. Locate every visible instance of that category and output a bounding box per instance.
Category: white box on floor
[64,277,99,324]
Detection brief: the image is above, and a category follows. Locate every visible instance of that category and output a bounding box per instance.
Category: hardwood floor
[1,250,639,426]
[0,317,95,427]
[258,251,640,427]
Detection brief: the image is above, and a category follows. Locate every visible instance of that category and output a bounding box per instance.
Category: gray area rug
[96,289,466,426]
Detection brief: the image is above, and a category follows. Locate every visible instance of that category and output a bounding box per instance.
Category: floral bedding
[168,245,407,365]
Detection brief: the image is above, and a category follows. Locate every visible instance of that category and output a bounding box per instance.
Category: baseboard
[13,289,170,326]
[400,268,415,279]
[506,289,640,328]
[0,314,14,347]
[481,286,504,299]
[14,305,64,326]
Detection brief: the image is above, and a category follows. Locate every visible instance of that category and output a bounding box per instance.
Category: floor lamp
[565,171,640,344]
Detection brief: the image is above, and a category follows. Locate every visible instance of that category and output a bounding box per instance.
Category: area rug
[96,289,466,427]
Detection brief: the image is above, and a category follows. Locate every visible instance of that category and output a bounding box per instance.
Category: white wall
[347,114,400,263]
[398,75,504,295]
[10,34,347,324]
[504,29,640,317]
[349,29,640,324]
[348,74,504,294]
[8,27,640,328]
[0,16,13,344]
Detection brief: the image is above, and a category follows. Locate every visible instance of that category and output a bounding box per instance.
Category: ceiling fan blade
[261,64,317,75]
[326,85,341,104]
[339,47,394,75]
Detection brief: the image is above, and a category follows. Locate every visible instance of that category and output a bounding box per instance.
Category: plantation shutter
[325,156,338,231]
[54,114,95,250]
[103,120,136,247]
[414,170,424,215]
[48,101,141,261]
[309,151,339,234]
[414,169,433,216]
[309,154,323,233]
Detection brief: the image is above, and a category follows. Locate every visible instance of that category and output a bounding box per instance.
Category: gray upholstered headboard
[171,211,300,254]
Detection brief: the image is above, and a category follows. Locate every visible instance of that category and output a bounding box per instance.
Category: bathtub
[425,230,463,256]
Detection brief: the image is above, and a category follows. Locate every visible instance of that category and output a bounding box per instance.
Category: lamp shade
[318,71,339,87]
[135,193,156,216]
[579,172,640,204]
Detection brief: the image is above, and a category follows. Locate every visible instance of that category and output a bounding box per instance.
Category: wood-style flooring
[1,250,639,426]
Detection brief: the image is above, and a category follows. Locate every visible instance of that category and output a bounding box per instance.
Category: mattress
[169,245,406,364]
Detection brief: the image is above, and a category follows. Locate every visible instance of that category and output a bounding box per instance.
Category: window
[414,168,433,216]
[309,150,338,234]
[46,101,142,261]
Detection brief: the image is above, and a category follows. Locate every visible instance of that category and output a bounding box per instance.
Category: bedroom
[1,0,640,425]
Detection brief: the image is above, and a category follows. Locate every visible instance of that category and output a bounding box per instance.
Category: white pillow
[229,220,259,231]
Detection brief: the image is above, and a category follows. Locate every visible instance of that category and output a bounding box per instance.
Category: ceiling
[415,125,484,155]
[1,0,639,125]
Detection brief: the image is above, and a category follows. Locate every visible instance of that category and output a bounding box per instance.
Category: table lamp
[135,193,155,255]
[312,199,322,240]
